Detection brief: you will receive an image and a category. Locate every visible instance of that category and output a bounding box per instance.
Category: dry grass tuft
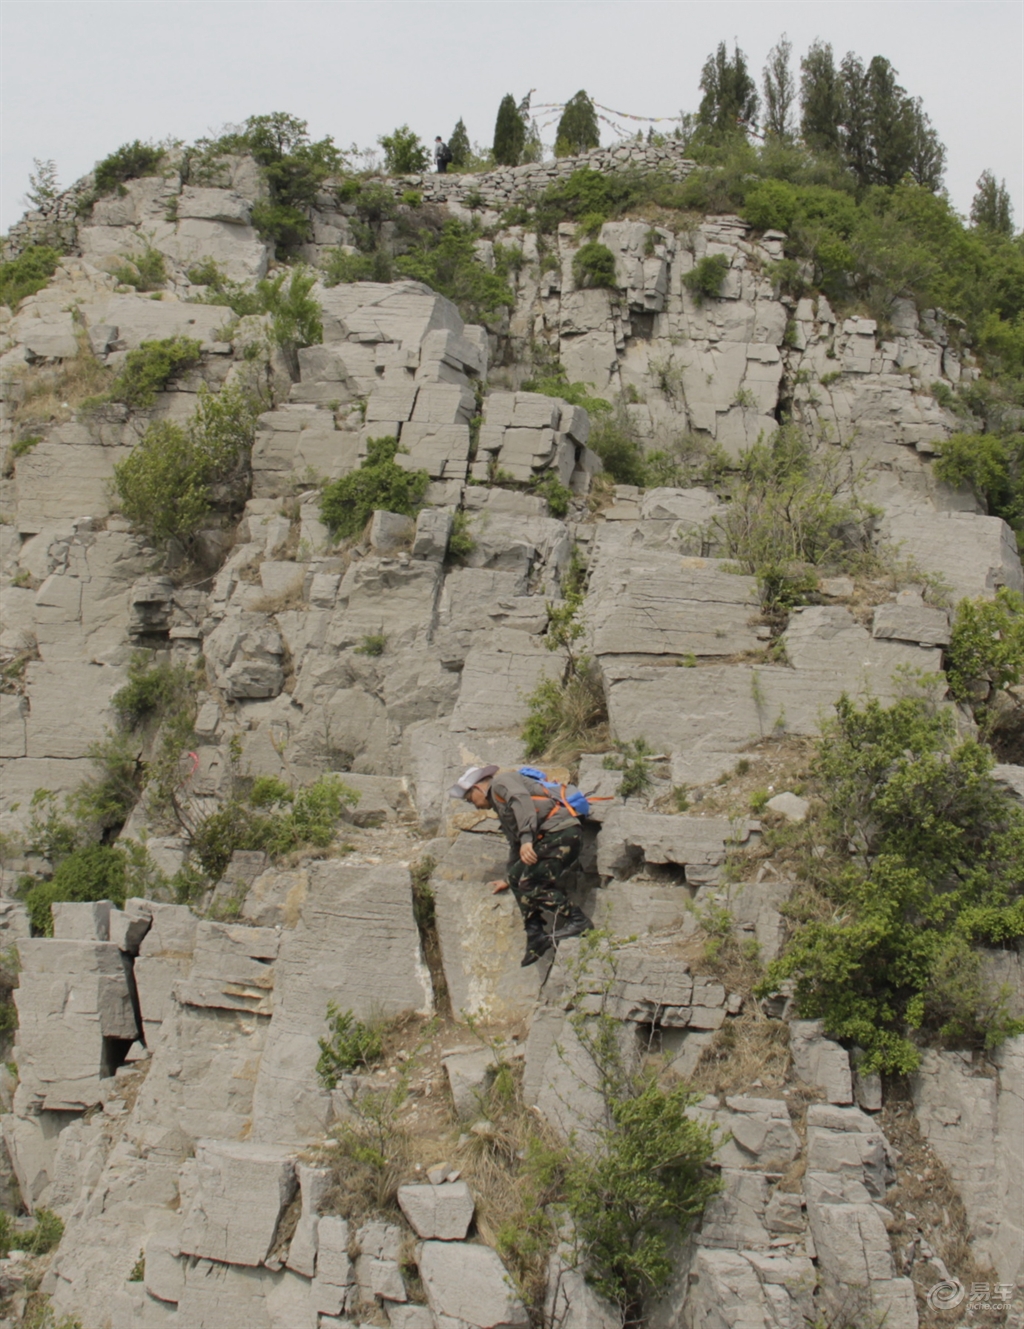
[689,1010,792,1099]
[10,334,113,427]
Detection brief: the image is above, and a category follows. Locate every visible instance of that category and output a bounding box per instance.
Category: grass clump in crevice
[0,244,62,310]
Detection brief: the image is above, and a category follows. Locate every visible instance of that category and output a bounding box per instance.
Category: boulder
[418,1240,529,1328]
[397,1182,475,1240]
[789,1019,853,1104]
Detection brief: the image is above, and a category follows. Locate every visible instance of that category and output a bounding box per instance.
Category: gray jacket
[488,771,579,869]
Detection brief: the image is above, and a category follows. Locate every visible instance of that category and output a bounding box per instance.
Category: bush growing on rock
[934,431,1024,545]
[114,383,260,545]
[555,90,600,157]
[23,844,128,935]
[101,336,203,409]
[683,252,730,305]
[319,436,430,540]
[395,219,515,325]
[945,589,1024,705]
[758,693,1024,1072]
[0,244,62,310]
[316,1003,385,1086]
[93,140,164,196]
[572,242,617,290]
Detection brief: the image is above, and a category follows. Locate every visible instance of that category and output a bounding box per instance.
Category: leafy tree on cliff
[555,90,600,157]
[800,40,844,155]
[493,94,527,166]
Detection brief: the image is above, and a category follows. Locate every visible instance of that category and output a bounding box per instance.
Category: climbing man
[448,765,593,967]
[434,136,452,173]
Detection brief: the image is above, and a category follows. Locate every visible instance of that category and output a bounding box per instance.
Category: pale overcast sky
[1,0,1021,236]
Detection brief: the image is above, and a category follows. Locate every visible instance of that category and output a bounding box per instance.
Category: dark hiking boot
[551,907,594,942]
[521,928,552,967]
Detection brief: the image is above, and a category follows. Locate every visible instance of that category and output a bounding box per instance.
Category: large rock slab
[911,1036,1024,1285]
[173,921,279,1015]
[789,1019,853,1105]
[882,509,1023,603]
[178,1140,297,1266]
[587,553,761,659]
[250,860,431,1142]
[431,833,546,1021]
[418,1239,529,1328]
[596,807,748,886]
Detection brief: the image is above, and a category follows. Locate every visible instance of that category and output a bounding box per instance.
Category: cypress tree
[555,90,600,157]
[697,42,759,139]
[971,171,1014,237]
[448,118,471,170]
[762,35,795,141]
[493,94,526,167]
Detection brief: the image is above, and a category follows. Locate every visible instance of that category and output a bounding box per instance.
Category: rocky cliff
[0,142,1021,1329]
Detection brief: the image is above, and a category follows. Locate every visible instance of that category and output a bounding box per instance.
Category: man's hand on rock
[519,843,538,865]
[489,880,509,893]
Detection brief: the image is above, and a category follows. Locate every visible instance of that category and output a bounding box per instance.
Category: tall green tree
[555,90,600,157]
[493,94,526,166]
[800,40,844,155]
[448,118,471,169]
[378,125,430,174]
[697,41,759,138]
[972,170,1015,237]
[762,35,796,141]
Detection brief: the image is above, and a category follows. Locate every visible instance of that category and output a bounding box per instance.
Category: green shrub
[189,774,357,880]
[251,201,311,252]
[535,167,652,234]
[945,590,1024,704]
[319,436,430,540]
[112,247,166,292]
[94,141,163,196]
[112,656,195,729]
[322,247,393,286]
[355,633,386,657]
[257,266,322,348]
[587,414,647,486]
[532,472,572,517]
[23,845,128,934]
[742,179,798,232]
[605,738,656,799]
[683,253,730,305]
[0,244,62,309]
[395,219,515,325]
[716,425,875,612]
[379,126,430,175]
[401,189,422,209]
[104,337,203,409]
[114,383,260,545]
[521,373,612,418]
[21,1207,63,1255]
[572,242,617,290]
[447,510,476,559]
[522,667,607,763]
[759,694,1024,1072]
[316,1003,385,1087]
[933,432,1024,540]
[565,1077,720,1317]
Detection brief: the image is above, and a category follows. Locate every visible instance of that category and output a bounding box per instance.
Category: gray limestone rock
[397,1181,475,1240]
[714,1097,801,1172]
[442,1046,498,1119]
[178,1140,297,1266]
[412,507,454,560]
[419,1239,529,1328]
[250,861,431,1143]
[369,510,416,554]
[14,939,140,1109]
[173,921,279,1016]
[596,806,747,885]
[51,900,112,941]
[285,1164,331,1278]
[872,601,950,647]
[789,1019,853,1104]
[764,792,809,822]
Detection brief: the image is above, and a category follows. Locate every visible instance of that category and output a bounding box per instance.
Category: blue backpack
[518,766,598,818]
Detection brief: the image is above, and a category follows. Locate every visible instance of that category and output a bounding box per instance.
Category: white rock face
[179,1140,297,1266]
[397,1181,475,1239]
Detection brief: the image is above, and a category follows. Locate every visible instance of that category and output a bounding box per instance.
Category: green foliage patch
[682,253,730,305]
[23,844,129,934]
[759,694,1024,1072]
[103,336,203,409]
[94,141,164,197]
[0,245,62,310]
[378,125,430,175]
[112,247,166,292]
[319,436,430,540]
[934,431,1024,545]
[316,1003,385,1087]
[189,774,358,880]
[114,383,260,545]
[395,219,515,324]
[572,242,617,290]
[945,590,1024,704]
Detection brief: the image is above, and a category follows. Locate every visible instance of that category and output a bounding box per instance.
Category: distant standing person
[434,136,452,173]
[448,765,593,967]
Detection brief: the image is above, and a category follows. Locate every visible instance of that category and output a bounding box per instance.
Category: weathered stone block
[178,1140,297,1266]
[419,1240,529,1327]
[398,1182,475,1240]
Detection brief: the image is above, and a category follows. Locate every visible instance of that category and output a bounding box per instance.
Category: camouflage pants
[507,825,582,928]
